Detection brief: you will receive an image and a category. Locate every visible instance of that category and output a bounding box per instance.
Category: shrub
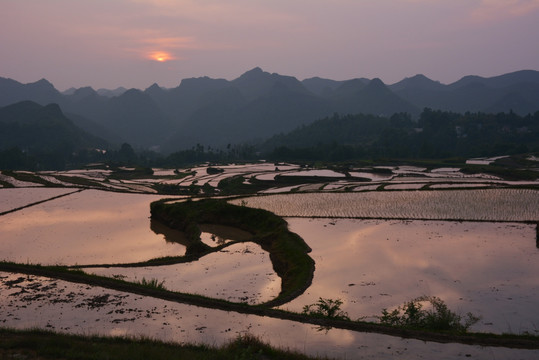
[302,298,350,320]
[380,295,480,333]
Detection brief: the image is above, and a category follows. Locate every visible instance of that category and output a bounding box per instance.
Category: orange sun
[149,51,173,62]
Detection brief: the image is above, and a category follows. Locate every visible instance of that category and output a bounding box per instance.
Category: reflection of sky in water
[0,189,186,265]
[281,218,539,334]
[87,242,280,304]
[198,223,251,246]
[2,272,538,360]
[0,188,75,213]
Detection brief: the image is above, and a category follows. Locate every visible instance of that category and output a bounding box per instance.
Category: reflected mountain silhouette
[150,218,190,247]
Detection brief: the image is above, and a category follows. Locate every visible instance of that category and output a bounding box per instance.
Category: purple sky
[2,0,539,90]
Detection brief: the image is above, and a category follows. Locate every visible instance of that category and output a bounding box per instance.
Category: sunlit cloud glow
[141,36,196,49]
[127,36,196,61]
[471,0,539,21]
[148,51,174,62]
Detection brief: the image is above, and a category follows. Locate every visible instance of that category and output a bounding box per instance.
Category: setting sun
[149,51,173,62]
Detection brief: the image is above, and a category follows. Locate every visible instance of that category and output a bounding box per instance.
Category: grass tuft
[136,277,166,290]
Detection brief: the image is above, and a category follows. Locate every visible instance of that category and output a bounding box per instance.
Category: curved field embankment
[149,198,315,307]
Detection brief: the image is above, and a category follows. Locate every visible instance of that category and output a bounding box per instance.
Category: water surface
[2,271,537,360]
[281,218,539,334]
[0,188,76,213]
[86,242,280,304]
[0,189,185,265]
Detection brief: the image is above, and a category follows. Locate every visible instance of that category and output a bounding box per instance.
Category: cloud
[470,0,539,21]
[127,0,298,25]
[142,36,195,49]
[114,0,300,58]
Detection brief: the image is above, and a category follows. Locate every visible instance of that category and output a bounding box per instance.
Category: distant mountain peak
[73,86,96,95]
[96,87,127,97]
[144,83,165,98]
[233,67,308,99]
[389,74,444,92]
[63,87,77,95]
[147,83,161,90]
[246,66,264,74]
[368,78,386,87]
[405,74,438,84]
[237,67,269,81]
[122,88,144,97]
[32,78,55,89]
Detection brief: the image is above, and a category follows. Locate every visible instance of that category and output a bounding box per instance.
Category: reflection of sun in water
[149,51,172,62]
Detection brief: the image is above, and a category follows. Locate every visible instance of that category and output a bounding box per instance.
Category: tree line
[1,109,538,170]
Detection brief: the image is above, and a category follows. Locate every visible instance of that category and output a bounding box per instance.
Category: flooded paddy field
[2,160,539,195]
[85,242,281,305]
[0,189,186,265]
[2,272,539,359]
[281,218,539,335]
[1,163,539,359]
[0,188,79,214]
[232,189,539,221]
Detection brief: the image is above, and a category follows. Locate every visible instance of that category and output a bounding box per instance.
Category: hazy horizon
[2,0,539,91]
[5,67,539,94]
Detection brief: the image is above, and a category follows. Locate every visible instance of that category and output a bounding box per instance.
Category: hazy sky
[2,0,539,90]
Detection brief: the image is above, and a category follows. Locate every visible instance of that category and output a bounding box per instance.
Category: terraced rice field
[232,189,539,221]
[1,164,539,359]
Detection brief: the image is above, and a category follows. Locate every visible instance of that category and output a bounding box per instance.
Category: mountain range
[1,68,538,153]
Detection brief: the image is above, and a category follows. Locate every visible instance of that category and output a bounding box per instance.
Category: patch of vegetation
[217,175,274,195]
[0,329,324,360]
[150,198,315,306]
[0,178,14,187]
[206,166,224,175]
[136,277,166,290]
[152,183,199,195]
[108,166,154,180]
[379,295,481,334]
[264,110,539,162]
[2,170,56,186]
[302,298,350,321]
[274,174,352,185]
[54,174,105,188]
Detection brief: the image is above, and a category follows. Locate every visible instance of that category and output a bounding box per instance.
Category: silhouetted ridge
[1,69,538,153]
[390,74,445,91]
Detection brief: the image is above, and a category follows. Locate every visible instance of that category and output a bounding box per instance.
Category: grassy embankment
[0,328,324,360]
[149,198,315,307]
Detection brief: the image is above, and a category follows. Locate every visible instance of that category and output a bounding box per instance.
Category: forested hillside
[262,109,539,161]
